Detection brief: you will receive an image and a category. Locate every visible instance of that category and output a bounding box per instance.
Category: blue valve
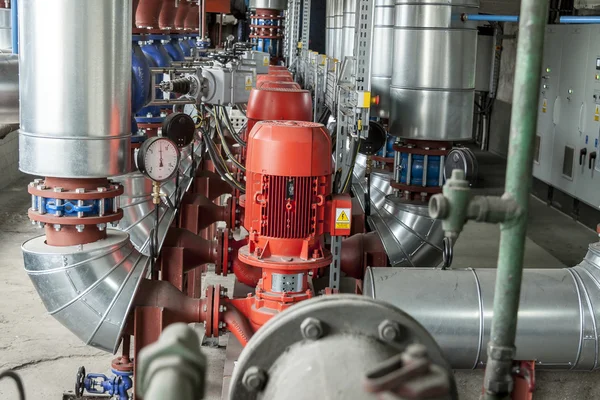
[76,366,132,400]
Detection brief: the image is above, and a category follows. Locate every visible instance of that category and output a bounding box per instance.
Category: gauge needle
[159,143,164,168]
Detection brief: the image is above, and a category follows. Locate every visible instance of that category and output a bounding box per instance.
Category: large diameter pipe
[371,0,394,119]
[482,1,548,398]
[0,54,18,124]
[365,243,600,371]
[341,0,356,60]
[333,0,343,60]
[18,0,132,178]
[0,7,10,50]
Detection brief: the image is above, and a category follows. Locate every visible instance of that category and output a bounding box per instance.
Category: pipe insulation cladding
[389,0,479,141]
[18,0,132,178]
[365,242,600,370]
[0,53,18,125]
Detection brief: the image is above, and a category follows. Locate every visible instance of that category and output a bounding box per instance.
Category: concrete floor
[1,149,600,399]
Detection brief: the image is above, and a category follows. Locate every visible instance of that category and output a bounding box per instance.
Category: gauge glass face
[143,138,179,182]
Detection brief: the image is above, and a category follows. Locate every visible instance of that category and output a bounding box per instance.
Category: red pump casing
[256,80,301,90]
[233,121,352,331]
[257,74,293,84]
[245,88,313,137]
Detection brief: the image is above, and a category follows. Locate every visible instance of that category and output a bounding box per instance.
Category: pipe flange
[229,295,456,400]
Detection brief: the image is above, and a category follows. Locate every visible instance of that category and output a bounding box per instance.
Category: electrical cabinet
[534,25,600,209]
[533,26,564,184]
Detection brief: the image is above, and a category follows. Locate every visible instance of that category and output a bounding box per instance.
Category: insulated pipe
[18,0,131,178]
[333,0,343,60]
[10,0,15,53]
[364,242,600,371]
[482,1,547,397]
[341,0,356,60]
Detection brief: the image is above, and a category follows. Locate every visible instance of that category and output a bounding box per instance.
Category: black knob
[580,148,588,165]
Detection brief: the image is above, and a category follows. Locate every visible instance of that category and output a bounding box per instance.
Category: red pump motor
[231,121,351,330]
[256,80,301,90]
[257,74,293,84]
[245,87,312,136]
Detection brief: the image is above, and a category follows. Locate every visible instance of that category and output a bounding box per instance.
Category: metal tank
[364,241,600,370]
[341,0,356,60]
[326,0,334,57]
[18,0,132,178]
[249,0,288,9]
[334,0,344,60]
[0,7,10,50]
[0,54,18,125]
[389,0,479,141]
[371,0,394,119]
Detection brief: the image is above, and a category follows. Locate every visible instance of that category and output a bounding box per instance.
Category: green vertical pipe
[482,0,548,399]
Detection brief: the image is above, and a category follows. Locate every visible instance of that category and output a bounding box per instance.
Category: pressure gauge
[137,137,181,183]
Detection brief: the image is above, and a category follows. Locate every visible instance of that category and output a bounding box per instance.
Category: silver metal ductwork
[326,0,334,58]
[0,53,18,125]
[115,142,200,256]
[389,0,479,140]
[22,231,149,353]
[353,154,444,267]
[365,241,600,370]
[18,0,131,178]
[0,8,10,50]
[341,0,356,60]
[249,0,288,10]
[333,0,344,61]
[371,0,394,119]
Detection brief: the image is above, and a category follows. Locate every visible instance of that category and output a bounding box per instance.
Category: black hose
[205,130,246,193]
[213,112,246,172]
[0,370,26,400]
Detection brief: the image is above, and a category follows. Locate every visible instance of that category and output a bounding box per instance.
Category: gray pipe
[18,0,132,178]
[341,0,356,60]
[364,242,600,370]
[0,53,18,124]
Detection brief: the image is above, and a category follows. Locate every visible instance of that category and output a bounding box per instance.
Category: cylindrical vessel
[19,0,132,178]
[0,7,10,50]
[389,0,479,140]
[326,0,334,57]
[250,0,288,10]
[159,0,177,30]
[174,0,190,30]
[0,54,18,125]
[136,0,163,29]
[341,0,356,59]
[371,0,394,119]
[333,0,344,60]
[184,3,200,31]
[364,242,600,370]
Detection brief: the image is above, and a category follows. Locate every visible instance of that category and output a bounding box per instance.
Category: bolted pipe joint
[483,345,516,396]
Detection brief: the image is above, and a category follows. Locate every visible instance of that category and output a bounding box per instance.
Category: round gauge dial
[137,137,181,183]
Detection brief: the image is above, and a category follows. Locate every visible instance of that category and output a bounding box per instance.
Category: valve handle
[580,147,588,166]
[75,366,86,398]
[589,151,597,169]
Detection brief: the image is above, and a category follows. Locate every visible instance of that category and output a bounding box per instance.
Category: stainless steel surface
[354,153,445,267]
[250,0,288,10]
[365,241,600,370]
[230,295,456,399]
[271,273,305,292]
[0,54,18,125]
[341,0,356,60]
[0,8,10,50]
[475,32,493,92]
[18,0,132,178]
[390,0,479,140]
[326,0,334,57]
[371,0,394,119]
[22,231,149,353]
[333,0,344,60]
[115,143,198,256]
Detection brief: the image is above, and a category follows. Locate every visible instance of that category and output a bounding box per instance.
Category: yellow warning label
[335,208,351,230]
[263,56,270,66]
[595,106,599,122]
[542,99,547,114]
[245,76,253,91]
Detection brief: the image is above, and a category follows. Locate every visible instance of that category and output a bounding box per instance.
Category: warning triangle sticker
[596,106,599,115]
[337,211,349,222]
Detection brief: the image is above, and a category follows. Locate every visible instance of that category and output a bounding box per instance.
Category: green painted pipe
[482,0,549,398]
